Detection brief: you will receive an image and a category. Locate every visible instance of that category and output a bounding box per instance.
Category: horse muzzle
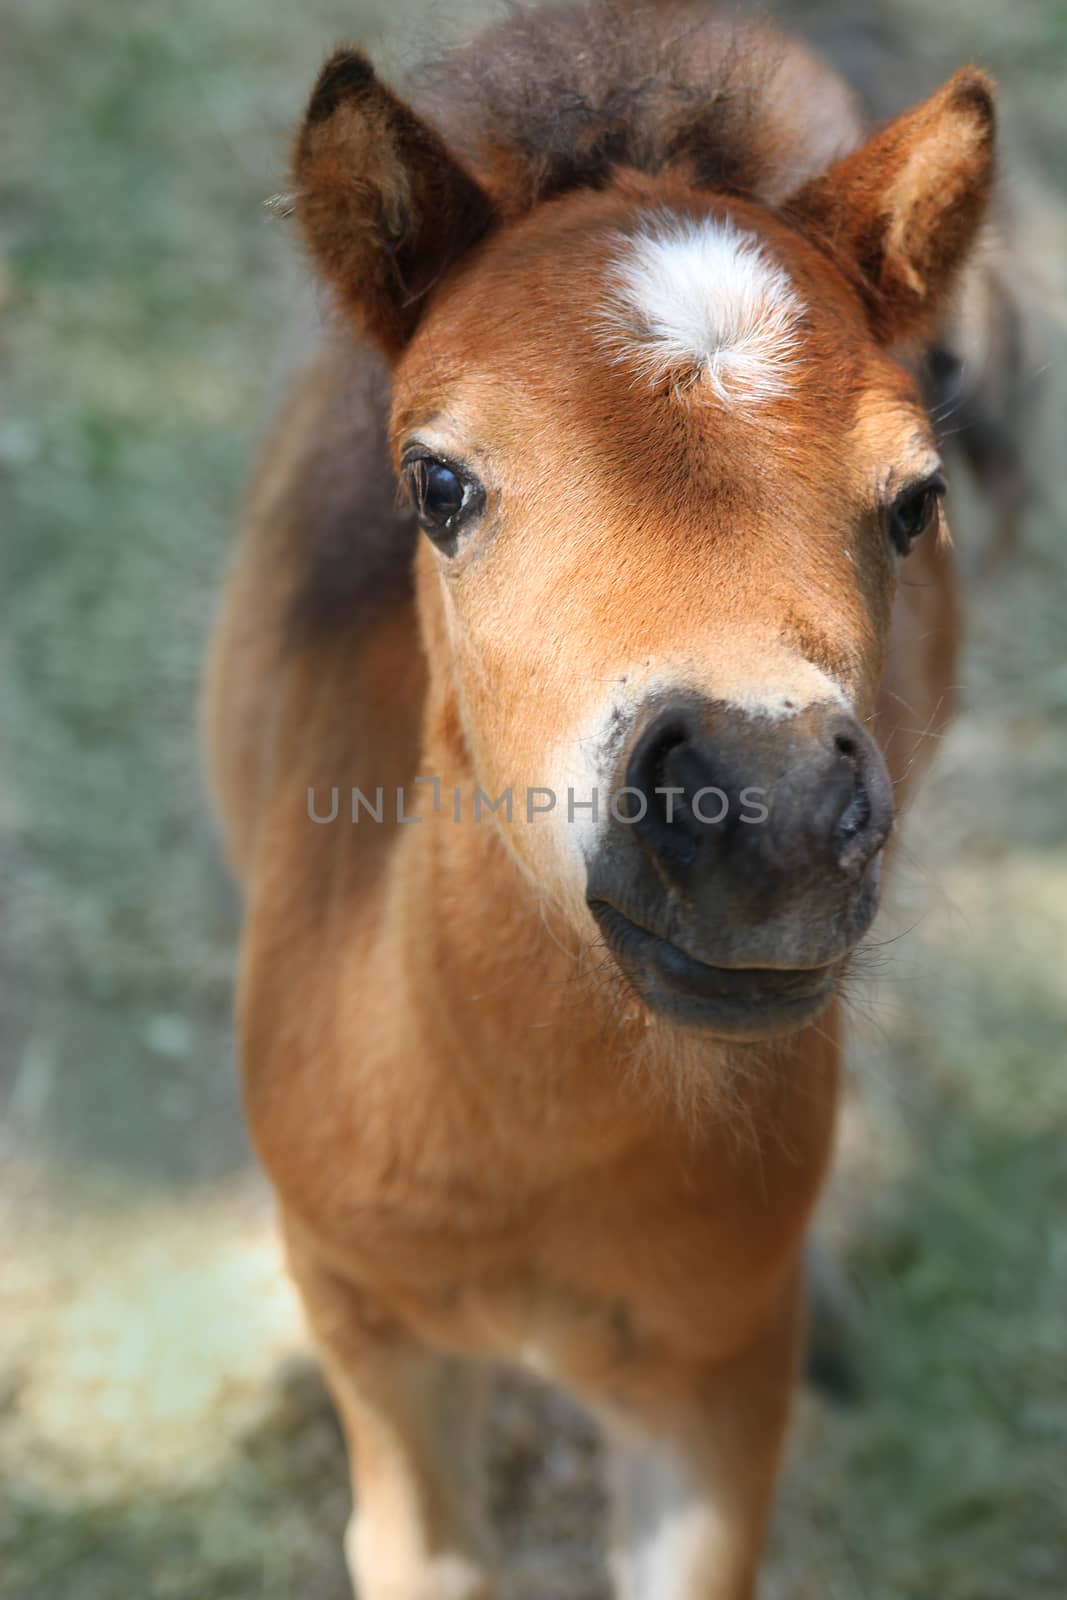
[584,695,892,1038]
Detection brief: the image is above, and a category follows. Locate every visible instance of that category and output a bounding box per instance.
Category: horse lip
[587,900,837,980]
[587,898,840,1032]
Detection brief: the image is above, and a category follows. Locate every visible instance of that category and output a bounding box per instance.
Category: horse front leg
[604,1273,805,1600]
[285,1225,498,1600]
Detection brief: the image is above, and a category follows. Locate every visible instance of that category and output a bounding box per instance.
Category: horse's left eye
[401,453,482,551]
[887,473,945,556]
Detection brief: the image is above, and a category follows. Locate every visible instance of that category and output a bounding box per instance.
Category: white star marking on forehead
[602,212,805,405]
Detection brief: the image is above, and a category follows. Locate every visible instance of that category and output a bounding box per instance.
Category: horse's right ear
[292,50,496,357]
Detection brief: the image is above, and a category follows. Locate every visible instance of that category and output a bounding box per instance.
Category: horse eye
[401,454,482,550]
[887,473,945,556]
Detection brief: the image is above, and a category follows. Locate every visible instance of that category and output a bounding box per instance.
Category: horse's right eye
[401,453,483,552]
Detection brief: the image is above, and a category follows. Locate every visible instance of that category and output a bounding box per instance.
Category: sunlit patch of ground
[3,0,1065,1596]
[1,1186,304,1501]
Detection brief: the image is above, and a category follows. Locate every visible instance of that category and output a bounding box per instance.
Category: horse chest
[284,1106,782,1376]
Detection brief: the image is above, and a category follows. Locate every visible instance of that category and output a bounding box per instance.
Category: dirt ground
[3,1,1065,1596]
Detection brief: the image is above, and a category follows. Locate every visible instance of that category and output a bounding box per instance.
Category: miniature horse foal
[205,4,997,1594]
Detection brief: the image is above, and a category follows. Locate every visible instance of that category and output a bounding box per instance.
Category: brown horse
[203,4,1002,1594]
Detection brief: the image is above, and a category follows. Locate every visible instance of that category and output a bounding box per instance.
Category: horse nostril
[648,726,691,824]
[834,780,871,847]
[628,717,690,802]
[625,710,707,868]
[828,718,892,867]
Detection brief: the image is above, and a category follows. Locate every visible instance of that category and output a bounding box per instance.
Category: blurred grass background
[1,1,1065,1596]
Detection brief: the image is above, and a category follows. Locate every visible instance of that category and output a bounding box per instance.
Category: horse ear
[292,50,496,357]
[786,69,996,345]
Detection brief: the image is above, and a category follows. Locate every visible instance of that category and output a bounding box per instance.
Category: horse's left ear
[786,69,996,345]
[292,49,496,357]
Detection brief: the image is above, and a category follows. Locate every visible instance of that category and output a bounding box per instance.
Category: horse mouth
[588,901,839,1038]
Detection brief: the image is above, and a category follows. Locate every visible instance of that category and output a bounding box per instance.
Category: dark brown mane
[413,1,856,210]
